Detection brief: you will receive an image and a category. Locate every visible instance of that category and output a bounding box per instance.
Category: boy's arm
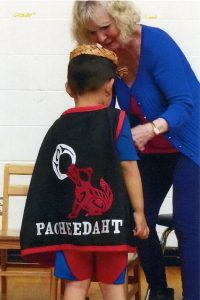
[120,160,143,212]
[115,113,149,239]
[120,160,149,239]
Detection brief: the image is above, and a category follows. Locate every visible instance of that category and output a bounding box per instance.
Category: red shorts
[54,251,128,284]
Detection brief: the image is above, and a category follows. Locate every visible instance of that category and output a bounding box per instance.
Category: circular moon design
[52,144,76,180]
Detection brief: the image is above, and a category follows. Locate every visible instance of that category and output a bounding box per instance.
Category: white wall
[0,1,199,245]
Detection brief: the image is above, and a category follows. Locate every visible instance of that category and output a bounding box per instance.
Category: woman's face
[85,6,121,51]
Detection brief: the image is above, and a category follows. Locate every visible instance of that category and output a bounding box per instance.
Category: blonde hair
[72,1,141,45]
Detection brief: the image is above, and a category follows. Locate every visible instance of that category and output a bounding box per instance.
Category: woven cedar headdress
[70,44,128,78]
[70,43,118,65]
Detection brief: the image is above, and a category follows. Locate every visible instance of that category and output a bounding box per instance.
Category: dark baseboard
[1,250,23,263]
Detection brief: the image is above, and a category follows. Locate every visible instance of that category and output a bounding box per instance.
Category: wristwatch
[151,121,160,135]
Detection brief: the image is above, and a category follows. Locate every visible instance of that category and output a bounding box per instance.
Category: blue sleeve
[110,86,116,107]
[115,115,139,161]
[152,30,194,129]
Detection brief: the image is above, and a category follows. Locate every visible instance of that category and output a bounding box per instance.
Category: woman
[71,2,200,300]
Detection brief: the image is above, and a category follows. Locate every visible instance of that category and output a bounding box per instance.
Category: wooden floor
[0,267,181,300]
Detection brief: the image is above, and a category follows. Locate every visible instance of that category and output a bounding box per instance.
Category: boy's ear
[65,82,74,97]
[105,78,114,95]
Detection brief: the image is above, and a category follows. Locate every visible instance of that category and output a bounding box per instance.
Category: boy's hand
[133,211,149,239]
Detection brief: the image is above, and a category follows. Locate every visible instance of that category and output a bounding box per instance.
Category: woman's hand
[131,118,169,151]
[131,123,154,151]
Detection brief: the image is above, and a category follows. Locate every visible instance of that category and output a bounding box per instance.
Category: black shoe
[149,288,174,300]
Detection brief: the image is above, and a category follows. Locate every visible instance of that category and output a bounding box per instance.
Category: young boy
[20,44,149,300]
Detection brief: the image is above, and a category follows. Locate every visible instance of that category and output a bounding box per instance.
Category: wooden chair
[126,253,141,300]
[0,163,57,299]
[54,253,141,300]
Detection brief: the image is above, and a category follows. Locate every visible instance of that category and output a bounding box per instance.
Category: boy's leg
[99,282,126,300]
[63,279,91,300]
[96,252,128,300]
[54,251,93,300]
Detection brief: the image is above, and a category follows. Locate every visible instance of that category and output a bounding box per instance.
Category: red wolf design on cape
[66,164,113,219]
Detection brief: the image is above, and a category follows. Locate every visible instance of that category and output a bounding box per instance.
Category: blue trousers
[137,153,200,300]
[173,155,200,300]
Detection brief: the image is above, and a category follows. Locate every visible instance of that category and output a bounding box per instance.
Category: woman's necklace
[116,25,141,86]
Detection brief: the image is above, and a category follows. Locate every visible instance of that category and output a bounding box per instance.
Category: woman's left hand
[131,123,154,151]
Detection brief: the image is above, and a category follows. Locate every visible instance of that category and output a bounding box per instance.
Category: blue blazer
[112,25,200,166]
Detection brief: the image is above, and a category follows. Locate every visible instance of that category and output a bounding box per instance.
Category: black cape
[20,106,136,265]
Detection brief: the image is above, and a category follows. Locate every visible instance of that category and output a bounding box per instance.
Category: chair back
[1,163,34,235]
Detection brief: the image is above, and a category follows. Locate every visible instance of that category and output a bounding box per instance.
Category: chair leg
[1,250,8,294]
[133,258,141,300]
[160,228,173,254]
[126,256,141,300]
[124,269,129,298]
[50,269,58,300]
[61,278,65,294]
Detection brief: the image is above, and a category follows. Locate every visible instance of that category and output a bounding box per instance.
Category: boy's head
[67,44,118,96]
